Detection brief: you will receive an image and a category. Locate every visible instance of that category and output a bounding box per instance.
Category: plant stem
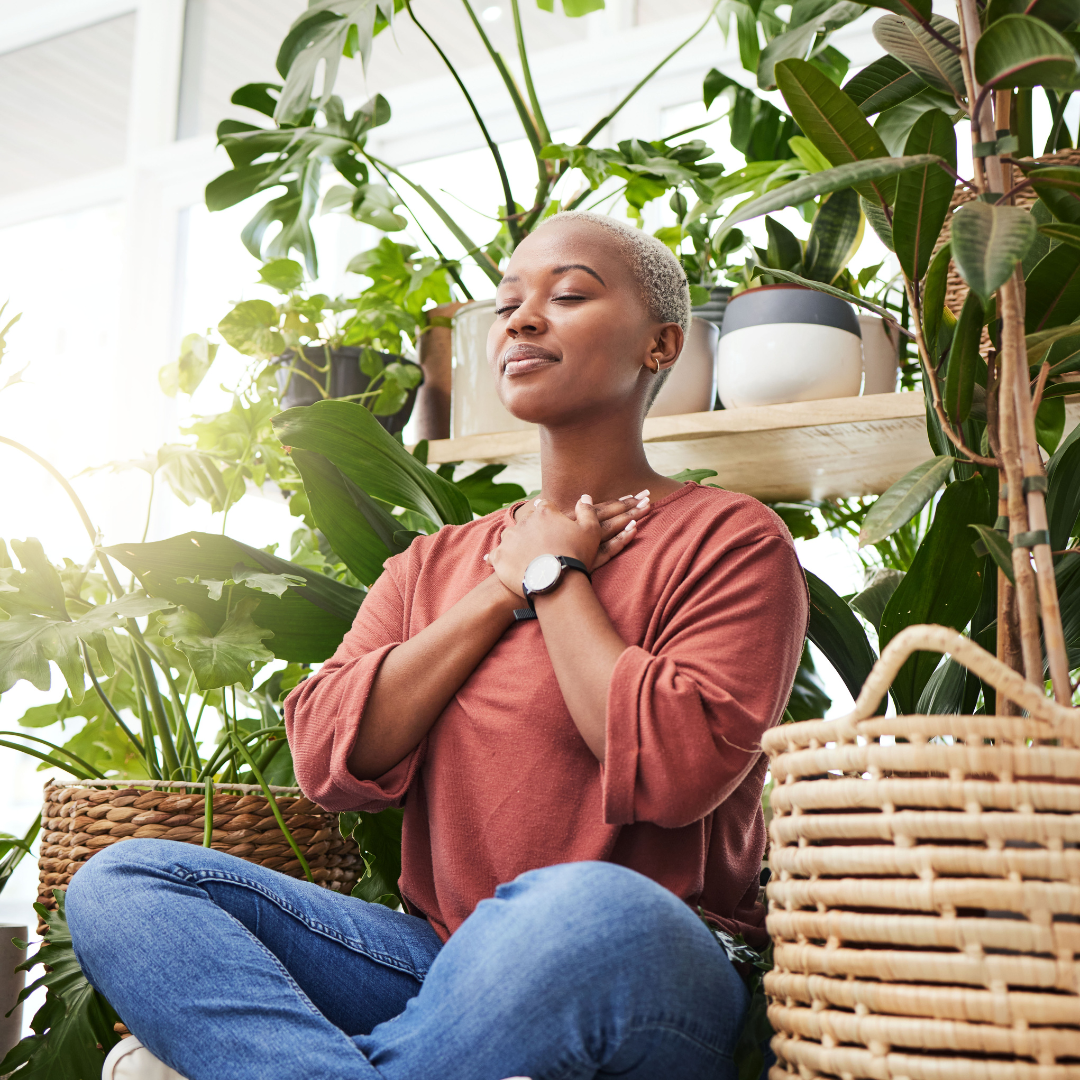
[510,0,551,146]
[82,643,145,756]
[408,0,523,248]
[133,641,183,779]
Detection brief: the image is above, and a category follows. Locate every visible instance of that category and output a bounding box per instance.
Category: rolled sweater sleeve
[283,556,422,813]
[602,530,807,829]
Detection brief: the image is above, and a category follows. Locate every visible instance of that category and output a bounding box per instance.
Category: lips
[501,343,559,377]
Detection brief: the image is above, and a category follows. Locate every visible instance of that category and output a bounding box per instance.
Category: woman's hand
[486,490,649,598]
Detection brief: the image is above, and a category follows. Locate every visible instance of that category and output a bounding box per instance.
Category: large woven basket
[762,624,1080,1079]
[37,780,362,928]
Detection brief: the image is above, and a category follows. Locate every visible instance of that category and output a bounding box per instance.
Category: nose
[504,300,545,338]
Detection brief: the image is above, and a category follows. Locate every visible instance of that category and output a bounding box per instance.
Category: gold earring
[650,355,661,374]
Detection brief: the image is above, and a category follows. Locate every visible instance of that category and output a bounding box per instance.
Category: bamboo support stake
[996,292,1043,684]
[1002,276,1073,703]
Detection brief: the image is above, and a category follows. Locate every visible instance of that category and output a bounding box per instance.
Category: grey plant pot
[0,927,26,1064]
[275,346,423,435]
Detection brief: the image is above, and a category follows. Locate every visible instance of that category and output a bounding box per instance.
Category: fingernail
[483,553,489,561]
[534,498,543,507]
[620,494,633,501]
[581,494,593,505]
[636,498,649,509]
[634,489,650,499]
[623,519,637,533]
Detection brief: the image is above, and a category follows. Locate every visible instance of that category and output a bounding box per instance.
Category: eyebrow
[497,264,606,288]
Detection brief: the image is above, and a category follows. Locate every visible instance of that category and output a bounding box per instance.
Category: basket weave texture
[762,625,1080,1079]
[37,780,362,925]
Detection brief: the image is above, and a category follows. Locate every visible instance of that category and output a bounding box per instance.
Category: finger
[599,496,650,535]
[594,495,636,522]
[575,493,600,528]
[593,518,637,568]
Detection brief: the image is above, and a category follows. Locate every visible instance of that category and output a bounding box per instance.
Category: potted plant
[0,818,39,1062]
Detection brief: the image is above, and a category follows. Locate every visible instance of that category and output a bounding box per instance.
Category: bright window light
[481,5,503,21]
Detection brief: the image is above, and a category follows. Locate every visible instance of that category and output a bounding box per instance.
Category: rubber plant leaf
[158,596,274,691]
[893,108,956,282]
[1023,241,1080,333]
[774,59,896,205]
[0,892,121,1080]
[872,14,966,99]
[859,454,955,546]
[974,15,1080,92]
[842,54,929,116]
[1037,395,1066,454]
[1047,420,1080,553]
[864,0,933,20]
[720,155,942,235]
[273,399,473,527]
[1025,320,1080,363]
[290,447,395,586]
[949,201,1037,306]
[804,570,886,713]
[922,241,952,355]
[757,1,866,90]
[106,533,363,663]
[969,523,1015,583]
[879,474,991,713]
[849,568,906,631]
[1026,166,1080,223]
[986,0,1079,30]
[943,291,985,425]
[804,188,863,283]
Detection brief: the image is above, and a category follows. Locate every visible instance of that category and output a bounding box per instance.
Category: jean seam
[180,867,426,981]
[623,1014,737,1056]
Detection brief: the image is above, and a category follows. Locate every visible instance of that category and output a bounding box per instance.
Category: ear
[647,323,683,371]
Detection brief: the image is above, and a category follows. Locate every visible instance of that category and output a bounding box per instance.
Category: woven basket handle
[850,623,1079,727]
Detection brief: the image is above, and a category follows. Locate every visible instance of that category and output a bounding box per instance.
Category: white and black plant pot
[716,284,863,409]
[276,347,423,435]
[0,926,25,1063]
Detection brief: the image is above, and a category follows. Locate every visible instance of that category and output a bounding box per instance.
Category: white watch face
[523,553,562,594]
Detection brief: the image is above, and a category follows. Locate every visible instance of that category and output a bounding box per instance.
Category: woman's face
[486,221,681,427]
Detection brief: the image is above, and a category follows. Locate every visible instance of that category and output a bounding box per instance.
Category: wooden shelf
[424,395,1080,502]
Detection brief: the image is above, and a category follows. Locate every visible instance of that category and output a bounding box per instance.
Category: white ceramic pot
[716,285,863,409]
[451,300,531,439]
[858,314,900,394]
[647,317,718,417]
[0,926,25,1062]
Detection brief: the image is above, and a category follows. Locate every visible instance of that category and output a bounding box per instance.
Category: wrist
[478,571,522,618]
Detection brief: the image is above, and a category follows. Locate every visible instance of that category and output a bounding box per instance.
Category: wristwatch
[521,554,591,611]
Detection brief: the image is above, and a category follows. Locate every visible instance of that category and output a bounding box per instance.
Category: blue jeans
[67,841,748,1080]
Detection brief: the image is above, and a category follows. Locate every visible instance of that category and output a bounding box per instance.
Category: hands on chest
[485,491,651,599]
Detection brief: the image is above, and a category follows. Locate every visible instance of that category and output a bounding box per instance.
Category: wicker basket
[36,780,363,929]
[762,624,1080,1079]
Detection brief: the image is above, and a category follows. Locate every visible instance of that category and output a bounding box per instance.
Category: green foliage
[950,202,1037,306]
[843,55,929,116]
[339,808,404,907]
[872,14,966,99]
[159,333,218,397]
[785,644,833,721]
[860,455,954,546]
[974,14,1080,91]
[0,815,40,896]
[943,291,985,425]
[0,892,121,1080]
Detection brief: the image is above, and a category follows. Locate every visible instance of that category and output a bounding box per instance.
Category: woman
[68,211,808,1080]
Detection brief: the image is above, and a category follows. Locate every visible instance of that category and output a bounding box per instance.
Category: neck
[536,407,677,513]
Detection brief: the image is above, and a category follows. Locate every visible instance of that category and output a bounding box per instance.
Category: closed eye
[494,304,518,317]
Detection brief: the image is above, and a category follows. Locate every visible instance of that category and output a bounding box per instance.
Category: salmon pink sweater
[284,483,808,945]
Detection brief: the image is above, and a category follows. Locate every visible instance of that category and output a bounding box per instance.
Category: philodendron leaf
[860,455,955,546]
[974,15,1080,92]
[970,523,1015,583]
[894,108,956,282]
[774,60,895,205]
[177,565,307,601]
[843,54,929,116]
[849,568,906,630]
[346,807,404,907]
[158,597,274,691]
[0,892,120,1080]
[873,14,966,99]
[217,299,283,359]
[943,291,985,425]
[879,474,991,713]
[950,201,1037,306]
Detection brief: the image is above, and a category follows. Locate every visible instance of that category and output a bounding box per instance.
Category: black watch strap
[524,556,592,611]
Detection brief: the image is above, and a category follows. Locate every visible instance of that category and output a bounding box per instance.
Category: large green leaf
[722,155,943,233]
[986,0,1078,31]
[273,400,472,526]
[872,14,966,99]
[340,807,404,907]
[849,568,905,630]
[974,15,1080,91]
[804,570,885,713]
[950,201,1037,306]
[804,188,862,283]
[106,533,362,663]
[943,291,985,425]
[970,522,1016,583]
[775,60,895,205]
[757,1,865,90]
[785,643,833,722]
[291,447,395,586]
[765,216,804,272]
[1047,414,1080,553]
[158,597,274,691]
[894,109,956,282]
[922,241,952,356]
[874,88,961,156]
[843,55,931,116]
[879,474,991,713]
[859,455,955,546]
[451,464,526,516]
[1023,241,1080,332]
[0,893,120,1080]
[1027,166,1080,223]
[861,194,895,250]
